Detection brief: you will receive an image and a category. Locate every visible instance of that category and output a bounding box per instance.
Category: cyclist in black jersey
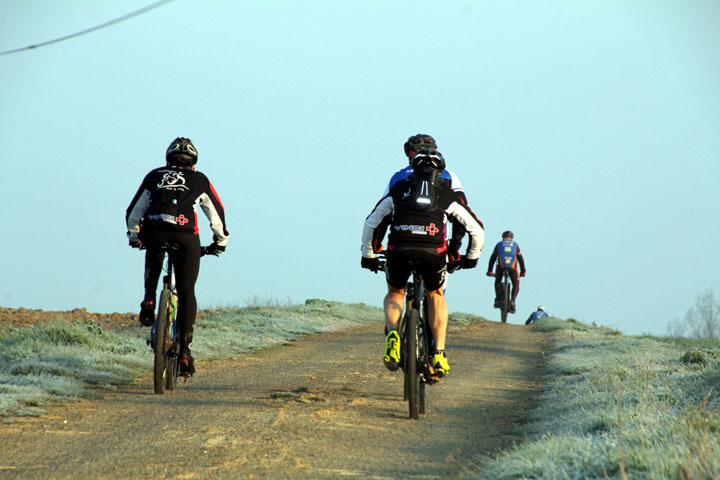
[361,149,485,376]
[126,137,229,376]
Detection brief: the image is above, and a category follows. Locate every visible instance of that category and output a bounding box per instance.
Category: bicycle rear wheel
[501,282,510,323]
[153,288,172,394]
[406,309,421,419]
[418,317,428,415]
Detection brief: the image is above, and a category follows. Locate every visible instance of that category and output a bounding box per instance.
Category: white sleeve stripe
[126,190,150,237]
[361,196,394,257]
[446,201,484,259]
[198,193,229,246]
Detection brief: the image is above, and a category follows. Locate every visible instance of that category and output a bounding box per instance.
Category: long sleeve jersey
[126,165,229,246]
[362,176,484,259]
[487,240,526,273]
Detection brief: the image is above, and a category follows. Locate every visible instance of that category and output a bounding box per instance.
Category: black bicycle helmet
[166,137,198,166]
[410,148,446,171]
[404,134,437,158]
[502,230,514,239]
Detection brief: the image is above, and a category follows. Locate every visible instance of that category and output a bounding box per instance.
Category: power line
[0,0,175,56]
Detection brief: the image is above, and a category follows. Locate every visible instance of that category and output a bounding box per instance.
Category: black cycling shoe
[178,348,195,377]
[138,300,155,327]
[509,301,516,313]
[493,299,501,308]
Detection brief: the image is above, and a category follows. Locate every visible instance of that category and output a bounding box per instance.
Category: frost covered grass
[0,299,383,419]
[0,320,147,418]
[194,298,383,360]
[475,317,720,480]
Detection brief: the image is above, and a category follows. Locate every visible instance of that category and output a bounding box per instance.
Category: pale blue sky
[1,1,718,335]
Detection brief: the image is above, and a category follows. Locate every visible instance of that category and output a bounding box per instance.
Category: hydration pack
[498,240,518,268]
[401,166,447,212]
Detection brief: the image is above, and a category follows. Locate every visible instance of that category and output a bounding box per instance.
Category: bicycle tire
[165,358,175,390]
[418,315,428,415]
[165,292,179,391]
[153,288,172,394]
[501,283,509,323]
[401,316,409,402]
[406,309,420,419]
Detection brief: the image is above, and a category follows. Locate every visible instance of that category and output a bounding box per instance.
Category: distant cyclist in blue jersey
[526,306,548,325]
[381,134,468,264]
[486,230,526,313]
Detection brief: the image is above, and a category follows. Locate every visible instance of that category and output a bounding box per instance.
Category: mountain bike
[486,268,513,323]
[148,243,217,394]
[398,261,436,420]
[376,255,436,419]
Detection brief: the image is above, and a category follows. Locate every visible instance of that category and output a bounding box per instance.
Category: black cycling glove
[460,257,478,269]
[205,242,226,256]
[361,256,381,273]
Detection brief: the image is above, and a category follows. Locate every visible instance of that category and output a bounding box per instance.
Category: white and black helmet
[410,148,445,171]
[166,137,198,166]
[538,306,545,312]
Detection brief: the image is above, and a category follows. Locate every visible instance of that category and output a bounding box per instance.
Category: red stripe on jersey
[208,182,225,210]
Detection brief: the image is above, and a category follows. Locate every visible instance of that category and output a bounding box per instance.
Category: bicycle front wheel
[406,309,421,419]
[165,292,179,391]
[153,288,172,394]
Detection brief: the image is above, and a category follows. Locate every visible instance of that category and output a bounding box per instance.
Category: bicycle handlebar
[200,246,220,257]
[371,252,465,274]
[131,242,219,257]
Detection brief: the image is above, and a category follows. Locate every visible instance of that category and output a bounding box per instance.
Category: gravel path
[0,319,547,479]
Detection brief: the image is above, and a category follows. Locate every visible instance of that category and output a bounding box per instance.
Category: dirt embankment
[0,306,137,330]
[0,306,218,330]
[0,313,547,479]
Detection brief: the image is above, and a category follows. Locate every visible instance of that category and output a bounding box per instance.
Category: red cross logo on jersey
[426,223,439,236]
[176,215,189,225]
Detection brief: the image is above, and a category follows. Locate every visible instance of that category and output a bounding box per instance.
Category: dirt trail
[0,319,547,479]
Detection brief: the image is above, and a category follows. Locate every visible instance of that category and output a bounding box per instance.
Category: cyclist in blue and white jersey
[380,134,468,265]
[526,306,548,325]
[362,148,485,377]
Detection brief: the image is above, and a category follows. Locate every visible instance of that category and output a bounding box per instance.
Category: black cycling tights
[495,267,519,302]
[143,231,201,347]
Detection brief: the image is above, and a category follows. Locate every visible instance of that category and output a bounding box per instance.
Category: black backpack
[401,166,448,212]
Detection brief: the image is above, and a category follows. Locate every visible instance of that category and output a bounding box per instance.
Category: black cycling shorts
[385,248,447,292]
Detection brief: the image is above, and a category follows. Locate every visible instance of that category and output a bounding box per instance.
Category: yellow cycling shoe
[431,352,450,376]
[383,330,401,371]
